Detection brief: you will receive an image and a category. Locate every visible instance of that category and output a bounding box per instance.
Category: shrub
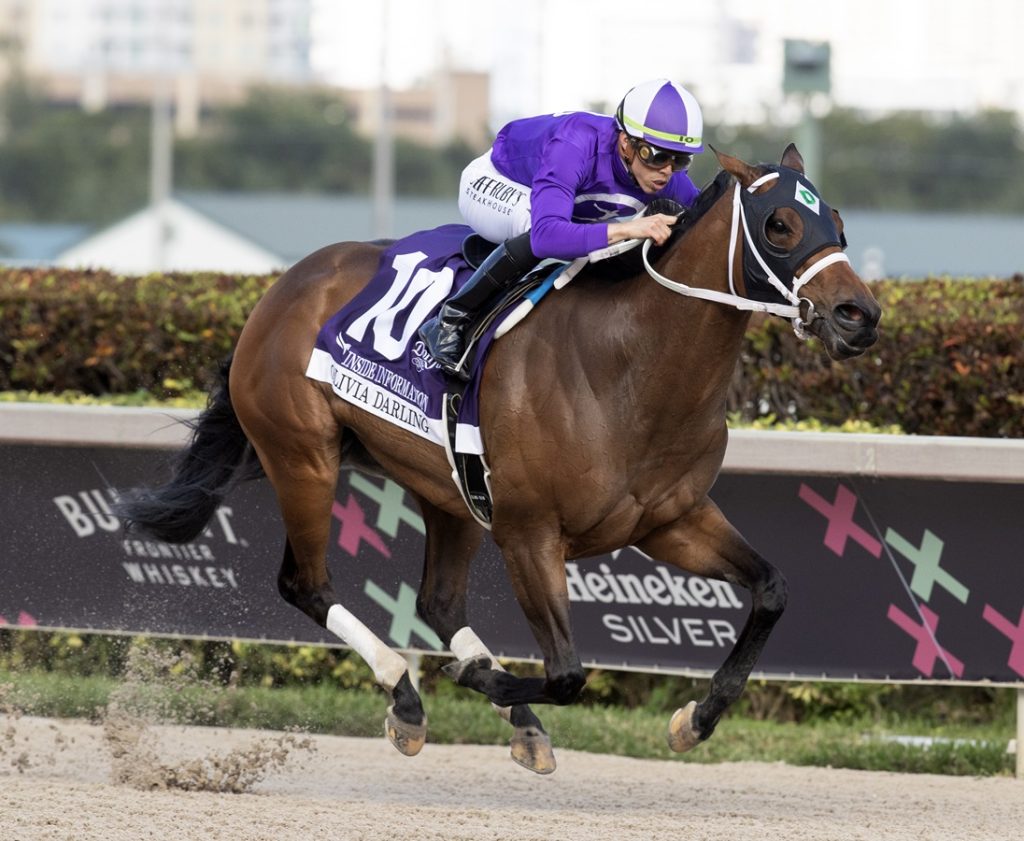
[730,276,1024,436]
[0,267,274,398]
[2,268,1022,436]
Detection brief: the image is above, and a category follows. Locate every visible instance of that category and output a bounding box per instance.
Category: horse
[117,144,881,774]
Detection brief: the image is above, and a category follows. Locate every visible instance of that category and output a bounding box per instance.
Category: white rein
[634,172,851,338]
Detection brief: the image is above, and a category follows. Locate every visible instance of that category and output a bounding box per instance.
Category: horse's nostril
[833,303,873,331]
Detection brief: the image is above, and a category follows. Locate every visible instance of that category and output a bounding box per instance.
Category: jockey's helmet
[615,79,704,156]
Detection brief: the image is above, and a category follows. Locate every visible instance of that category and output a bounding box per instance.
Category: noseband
[641,168,850,339]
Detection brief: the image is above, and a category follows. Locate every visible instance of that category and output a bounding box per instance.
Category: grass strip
[1,670,1013,777]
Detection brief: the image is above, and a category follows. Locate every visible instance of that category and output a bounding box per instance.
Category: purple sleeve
[528,137,609,260]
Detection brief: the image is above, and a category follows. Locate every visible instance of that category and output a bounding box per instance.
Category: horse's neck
[612,212,750,408]
[542,226,747,468]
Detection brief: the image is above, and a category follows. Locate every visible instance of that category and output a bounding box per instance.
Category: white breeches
[458,151,533,244]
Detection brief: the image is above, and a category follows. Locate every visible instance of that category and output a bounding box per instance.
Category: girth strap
[442,386,494,528]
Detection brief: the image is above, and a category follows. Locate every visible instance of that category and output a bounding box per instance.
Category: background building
[3,1,1022,143]
[0,0,488,145]
[2,1,1023,274]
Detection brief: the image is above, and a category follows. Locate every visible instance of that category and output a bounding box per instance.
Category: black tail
[115,356,264,543]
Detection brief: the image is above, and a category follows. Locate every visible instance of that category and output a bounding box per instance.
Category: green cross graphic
[364,579,444,650]
[885,528,969,604]
[349,474,425,537]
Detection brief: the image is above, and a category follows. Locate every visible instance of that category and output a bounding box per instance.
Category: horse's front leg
[414,501,556,774]
[636,497,788,752]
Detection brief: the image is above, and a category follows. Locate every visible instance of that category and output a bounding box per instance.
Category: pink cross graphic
[0,612,37,627]
[982,603,1024,678]
[798,483,883,558]
[331,495,391,559]
[887,603,965,678]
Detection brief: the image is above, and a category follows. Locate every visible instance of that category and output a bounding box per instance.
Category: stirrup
[420,318,469,379]
[441,352,471,381]
[432,348,469,380]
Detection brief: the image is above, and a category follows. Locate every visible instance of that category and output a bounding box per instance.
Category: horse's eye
[767,217,789,236]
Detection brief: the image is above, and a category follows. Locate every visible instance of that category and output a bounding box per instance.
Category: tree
[175,87,374,193]
[2,75,1023,226]
[694,107,1024,213]
[0,75,149,224]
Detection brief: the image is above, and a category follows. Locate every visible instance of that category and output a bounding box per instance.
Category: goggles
[631,138,693,172]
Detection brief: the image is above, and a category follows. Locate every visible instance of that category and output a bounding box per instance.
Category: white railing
[4,402,1024,482]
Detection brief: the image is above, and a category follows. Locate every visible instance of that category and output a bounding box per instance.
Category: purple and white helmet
[615,79,704,154]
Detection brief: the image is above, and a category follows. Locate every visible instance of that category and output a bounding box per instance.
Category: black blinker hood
[740,166,846,304]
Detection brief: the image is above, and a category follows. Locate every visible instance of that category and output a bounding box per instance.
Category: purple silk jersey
[489,111,700,259]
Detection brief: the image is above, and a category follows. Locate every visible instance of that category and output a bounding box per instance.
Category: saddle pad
[305,224,495,455]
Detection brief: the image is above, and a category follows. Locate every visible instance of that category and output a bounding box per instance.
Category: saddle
[461,233,497,270]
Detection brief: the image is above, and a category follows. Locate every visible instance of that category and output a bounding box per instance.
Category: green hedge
[0,267,274,396]
[1,268,1022,436]
[736,277,1024,437]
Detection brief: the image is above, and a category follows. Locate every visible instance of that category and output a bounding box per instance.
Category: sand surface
[1,715,1022,841]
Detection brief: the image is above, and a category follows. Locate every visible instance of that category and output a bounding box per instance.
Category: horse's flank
[233,239,465,509]
[234,184,741,544]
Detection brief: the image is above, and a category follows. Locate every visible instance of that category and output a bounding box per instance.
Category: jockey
[419,78,705,378]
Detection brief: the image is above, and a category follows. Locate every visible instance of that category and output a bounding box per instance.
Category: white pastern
[326,603,408,690]
[451,625,512,721]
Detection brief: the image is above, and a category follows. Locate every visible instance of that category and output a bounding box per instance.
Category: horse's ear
[781,143,805,174]
[711,144,762,189]
[832,207,848,248]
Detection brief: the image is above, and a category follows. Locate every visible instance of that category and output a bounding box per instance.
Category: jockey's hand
[607,213,678,247]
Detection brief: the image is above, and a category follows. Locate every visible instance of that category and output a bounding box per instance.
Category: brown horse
[118,145,880,774]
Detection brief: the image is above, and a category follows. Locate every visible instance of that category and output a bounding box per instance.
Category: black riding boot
[419,231,538,379]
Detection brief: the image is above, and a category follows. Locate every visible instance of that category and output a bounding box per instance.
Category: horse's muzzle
[813,297,882,359]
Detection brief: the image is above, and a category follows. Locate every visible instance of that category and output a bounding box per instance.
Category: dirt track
[2,716,1022,841]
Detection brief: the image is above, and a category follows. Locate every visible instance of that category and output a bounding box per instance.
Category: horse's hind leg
[414,501,556,774]
[438,529,587,708]
[636,497,788,752]
[260,433,428,756]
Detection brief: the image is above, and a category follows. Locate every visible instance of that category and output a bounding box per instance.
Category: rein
[639,171,850,339]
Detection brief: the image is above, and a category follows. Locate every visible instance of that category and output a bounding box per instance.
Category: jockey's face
[618,131,674,195]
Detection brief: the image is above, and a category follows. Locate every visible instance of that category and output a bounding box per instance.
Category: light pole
[149,75,174,272]
[783,39,831,186]
[372,0,395,240]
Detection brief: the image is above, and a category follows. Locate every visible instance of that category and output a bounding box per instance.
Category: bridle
[639,170,850,339]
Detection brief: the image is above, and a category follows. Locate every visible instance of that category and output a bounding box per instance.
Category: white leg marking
[451,626,511,721]
[326,604,407,690]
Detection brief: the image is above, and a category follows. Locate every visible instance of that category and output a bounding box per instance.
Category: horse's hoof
[510,726,557,775]
[385,705,427,757]
[667,701,703,753]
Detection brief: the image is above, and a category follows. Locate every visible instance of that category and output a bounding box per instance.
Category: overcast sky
[311,0,1024,127]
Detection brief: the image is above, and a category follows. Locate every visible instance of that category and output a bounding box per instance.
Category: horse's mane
[584,169,734,282]
[679,168,734,235]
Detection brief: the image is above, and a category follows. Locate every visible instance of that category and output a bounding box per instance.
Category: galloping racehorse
[118,145,880,774]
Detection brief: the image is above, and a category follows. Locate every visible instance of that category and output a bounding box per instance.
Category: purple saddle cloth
[305,224,499,455]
